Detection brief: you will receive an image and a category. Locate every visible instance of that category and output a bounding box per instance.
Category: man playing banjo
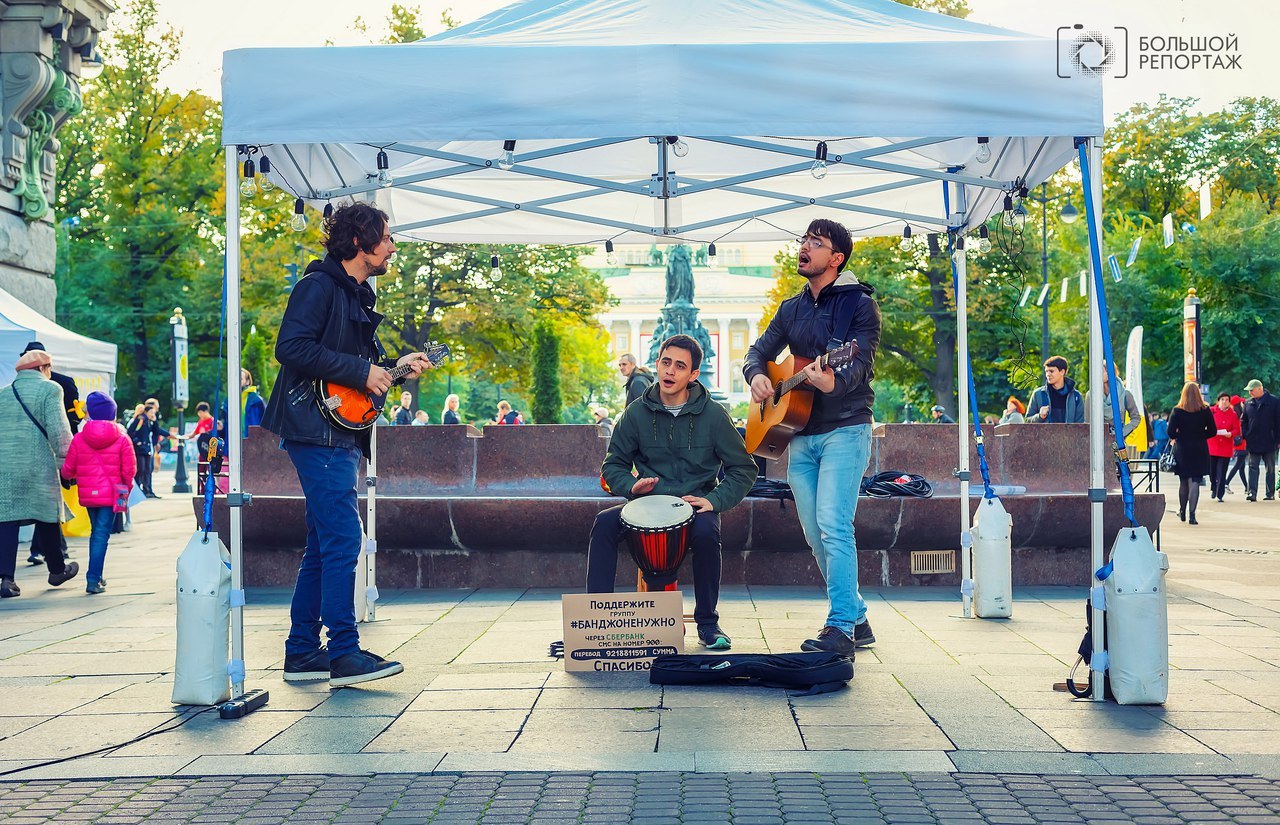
[587,335,758,650]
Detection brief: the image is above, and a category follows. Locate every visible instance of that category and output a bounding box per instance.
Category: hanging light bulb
[376,150,393,188]
[605,240,618,266]
[665,135,689,158]
[290,198,307,233]
[954,235,965,251]
[239,158,257,199]
[1001,194,1016,228]
[498,140,517,171]
[810,141,829,180]
[1011,203,1028,228]
[708,243,719,268]
[258,156,276,193]
[490,254,502,281]
[975,137,992,165]
[323,202,334,221]
[898,226,913,252]
[977,224,992,254]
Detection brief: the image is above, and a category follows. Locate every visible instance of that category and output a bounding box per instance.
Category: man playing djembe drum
[587,334,758,650]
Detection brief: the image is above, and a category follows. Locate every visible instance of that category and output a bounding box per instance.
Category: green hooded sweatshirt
[602,380,758,513]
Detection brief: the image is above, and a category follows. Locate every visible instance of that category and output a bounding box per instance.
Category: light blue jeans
[788,424,872,634]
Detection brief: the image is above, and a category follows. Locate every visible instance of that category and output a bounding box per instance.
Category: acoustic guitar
[315,342,450,432]
[744,340,859,458]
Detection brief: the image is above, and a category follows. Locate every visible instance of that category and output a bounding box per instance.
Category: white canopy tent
[221,0,1116,705]
[0,284,118,392]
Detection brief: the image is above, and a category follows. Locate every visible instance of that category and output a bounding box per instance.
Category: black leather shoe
[852,619,876,648]
[0,577,19,598]
[329,650,403,688]
[283,648,331,682]
[48,561,79,587]
[801,626,857,657]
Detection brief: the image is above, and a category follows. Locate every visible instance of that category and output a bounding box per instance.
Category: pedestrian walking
[1167,381,1215,525]
[0,349,80,597]
[1224,395,1249,494]
[1240,379,1280,501]
[1208,392,1242,503]
[126,402,162,498]
[60,392,134,594]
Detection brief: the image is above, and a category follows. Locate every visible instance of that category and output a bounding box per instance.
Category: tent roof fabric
[221,0,1102,243]
[0,284,118,388]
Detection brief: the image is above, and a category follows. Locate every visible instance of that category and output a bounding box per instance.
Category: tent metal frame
[220,134,1113,706]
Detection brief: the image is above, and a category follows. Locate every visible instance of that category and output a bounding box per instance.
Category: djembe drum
[619,495,695,591]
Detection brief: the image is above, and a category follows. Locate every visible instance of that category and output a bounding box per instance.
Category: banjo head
[620,494,694,531]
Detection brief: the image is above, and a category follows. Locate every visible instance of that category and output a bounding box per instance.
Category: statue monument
[0,0,113,318]
[647,244,717,387]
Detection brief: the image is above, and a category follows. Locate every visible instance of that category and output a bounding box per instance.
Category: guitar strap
[825,288,863,352]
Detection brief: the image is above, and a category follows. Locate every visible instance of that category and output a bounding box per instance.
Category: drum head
[620,494,694,530]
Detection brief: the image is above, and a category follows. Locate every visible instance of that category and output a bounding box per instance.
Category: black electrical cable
[859,471,934,499]
[0,706,217,779]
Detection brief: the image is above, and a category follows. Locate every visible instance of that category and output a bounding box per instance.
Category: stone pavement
[0,477,1279,822]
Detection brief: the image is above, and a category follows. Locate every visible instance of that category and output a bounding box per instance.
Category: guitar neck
[385,362,415,382]
[778,351,832,397]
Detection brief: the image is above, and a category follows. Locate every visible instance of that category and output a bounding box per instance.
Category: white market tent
[221,0,1119,704]
[0,284,118,392]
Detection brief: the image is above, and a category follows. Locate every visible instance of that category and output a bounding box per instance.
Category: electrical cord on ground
[860,471,933,499]
[0,706,217,779]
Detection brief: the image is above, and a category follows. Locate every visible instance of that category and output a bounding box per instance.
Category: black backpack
[649,652,853,696]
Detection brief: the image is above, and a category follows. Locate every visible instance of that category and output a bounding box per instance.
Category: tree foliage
[531,319,563,423]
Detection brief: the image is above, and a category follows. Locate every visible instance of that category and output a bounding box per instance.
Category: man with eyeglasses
[743,218,881,657]
[260,202,433,688]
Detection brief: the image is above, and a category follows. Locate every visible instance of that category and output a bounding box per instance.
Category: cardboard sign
[562,591,684,672]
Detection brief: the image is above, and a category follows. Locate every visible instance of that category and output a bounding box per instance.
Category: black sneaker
[852,620,876,648]
[801,626,857,657]
[697,624,732,651]
[26,553,43,566]
[329,650,403,688]
[283,648,331,682]
[48,561,79,587]
[86,581,106,595]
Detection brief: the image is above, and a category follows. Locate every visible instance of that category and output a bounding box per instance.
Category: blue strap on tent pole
[941,180,994,496]
[942,178,996,500]
[201,261,228,542]
[1077,139,1138,528]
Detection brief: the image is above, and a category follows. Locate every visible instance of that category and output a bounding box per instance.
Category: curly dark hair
[323,202,390,261]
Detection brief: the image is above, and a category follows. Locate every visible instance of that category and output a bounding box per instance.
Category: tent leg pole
[221,146,267,718]
[1083,138,1108,702]
[949,180,972,619]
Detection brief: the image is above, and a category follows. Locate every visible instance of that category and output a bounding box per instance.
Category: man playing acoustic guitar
[743,218,881,658]
[261,202,433,688]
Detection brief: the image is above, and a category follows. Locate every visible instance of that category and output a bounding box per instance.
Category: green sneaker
[697,624,732,650]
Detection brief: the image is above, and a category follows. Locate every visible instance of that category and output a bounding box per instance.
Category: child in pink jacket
[61,392,135,594]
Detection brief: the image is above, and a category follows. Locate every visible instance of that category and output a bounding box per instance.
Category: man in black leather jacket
[743,218,881,658]
[260,202,431,688]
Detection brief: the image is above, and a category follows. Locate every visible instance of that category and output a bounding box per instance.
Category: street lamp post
[170,307,191,493]
[1025,183,1079,362]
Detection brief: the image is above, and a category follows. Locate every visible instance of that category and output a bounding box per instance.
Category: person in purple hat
[61,392,135,594]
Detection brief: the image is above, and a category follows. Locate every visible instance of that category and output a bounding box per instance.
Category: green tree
[55,0,225,408]
[241,326,275,400]
[531,319,563,423]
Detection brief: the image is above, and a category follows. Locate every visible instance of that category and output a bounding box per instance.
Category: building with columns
[587,243,783,404]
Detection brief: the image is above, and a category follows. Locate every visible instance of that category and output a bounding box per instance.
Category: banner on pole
[1162,213,1175,248]
[1036,283,1050,307]
[1199,182,1212,220]
[1126,237,1141,267]
[1108,255,1122,283]
[1059,278,1069,303]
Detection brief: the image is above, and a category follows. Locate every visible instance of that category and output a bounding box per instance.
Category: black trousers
[1,521,67,579]
[1247,451,1277,499]
[134,449,154,495]
[1209,455,1232,500]
[1225,452,1248,488]
[585,503,721,627]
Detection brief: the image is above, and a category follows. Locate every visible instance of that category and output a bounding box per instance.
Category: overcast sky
[156,0,1275,123]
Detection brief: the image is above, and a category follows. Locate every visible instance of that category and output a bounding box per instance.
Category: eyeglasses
[796,235,832,251]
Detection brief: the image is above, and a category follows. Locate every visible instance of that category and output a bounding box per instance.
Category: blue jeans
[787,424,872,634]
[85,506,115,585]
[283,441,363,659]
